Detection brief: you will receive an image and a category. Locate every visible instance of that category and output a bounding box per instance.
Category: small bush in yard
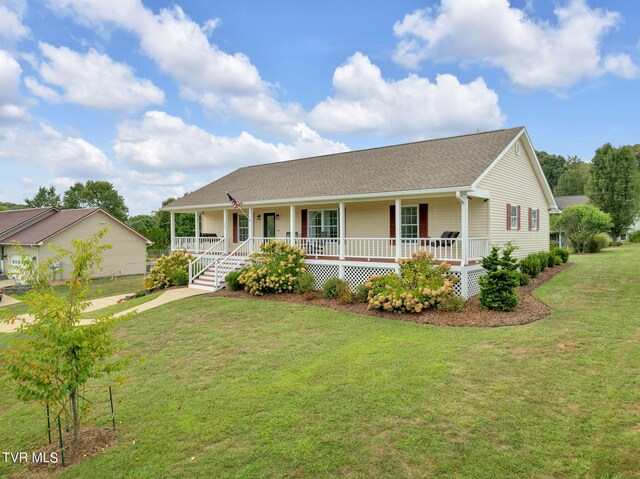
[144,249,195,290]
[552,247,570,263]
[294,272,315,294]
[366,251,457,313]
[224,270,243,291]
[478,245,520,311]
[436,295,465,312]
[322,277,350,299]
[629,230,640,243]
[518,272,531,286]
[170,269,189,286]
[536,251,550,271]
[519,254,541,278]
[355,283,370,302]
[588,233,610,253]
[238,241,308,295]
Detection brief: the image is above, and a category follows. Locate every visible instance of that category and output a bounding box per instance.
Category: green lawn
[1,247,639,478]
[1,275,145,316]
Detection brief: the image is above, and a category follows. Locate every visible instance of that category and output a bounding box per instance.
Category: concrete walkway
[0,287,207,333]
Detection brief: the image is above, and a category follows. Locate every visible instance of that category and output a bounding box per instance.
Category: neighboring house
[551,195,589,248]
[0,207,151,280]
[164,126,557,298]
[552,195,640,242]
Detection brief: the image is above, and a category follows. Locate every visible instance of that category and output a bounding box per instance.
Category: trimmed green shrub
[144,249,195,290]
[552,247,570,263]
[355,283,370,302]
[224,270,243,291]
[628,230,640,243]
[170,269,189,286]
[478,245,520,311]
[322,277,350,299]
[436,295,464,312]
[519,254,541,278]
[518,272,531,286]
[366,251,457,313]
[536,251,550,271]
[238,241,308,295]
[587,233,610,253]
[293,272,315,294]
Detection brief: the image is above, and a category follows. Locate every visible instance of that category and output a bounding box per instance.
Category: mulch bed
[211,262,573,327]
[12,426,116,479]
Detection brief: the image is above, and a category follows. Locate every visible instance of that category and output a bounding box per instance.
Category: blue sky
[0,0,638,215]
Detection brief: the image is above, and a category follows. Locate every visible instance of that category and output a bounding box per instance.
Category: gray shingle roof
[554,195,589,210]
[166,127,524,209]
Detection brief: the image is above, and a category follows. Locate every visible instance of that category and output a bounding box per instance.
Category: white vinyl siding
[478,137,550,257]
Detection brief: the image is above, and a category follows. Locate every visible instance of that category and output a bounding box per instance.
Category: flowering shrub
[238,240,309,295]
[144,249,195,290]
[365,251,457,313]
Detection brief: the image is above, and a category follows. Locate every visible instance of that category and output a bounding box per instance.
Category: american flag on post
[226,191,242,208]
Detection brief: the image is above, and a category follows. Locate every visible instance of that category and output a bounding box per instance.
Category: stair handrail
[188,237,226,283]
[213,238,255,288]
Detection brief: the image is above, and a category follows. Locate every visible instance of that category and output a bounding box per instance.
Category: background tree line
[538,143,640,238]
[20,182,194,249]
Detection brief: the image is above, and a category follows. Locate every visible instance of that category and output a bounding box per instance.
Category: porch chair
[434,231,453,247]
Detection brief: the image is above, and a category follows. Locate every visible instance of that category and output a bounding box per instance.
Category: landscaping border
[211,262,572,327]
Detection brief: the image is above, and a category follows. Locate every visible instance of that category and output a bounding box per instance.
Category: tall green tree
[587,144,640,239]
[555,156,590,196]
[556,204,612,253]
[63,181,129,221]
[0,230,129,442]
[24,186,62,208]
[536,150,567,192]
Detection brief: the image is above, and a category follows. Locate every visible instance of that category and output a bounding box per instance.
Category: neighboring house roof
[0,207,56,238]
[554,195,589,210]
[0,208,152,245]
[166,127,531,210]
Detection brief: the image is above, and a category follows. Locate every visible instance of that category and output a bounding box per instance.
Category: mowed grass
[0,275,145,316]
[1,247,639,478]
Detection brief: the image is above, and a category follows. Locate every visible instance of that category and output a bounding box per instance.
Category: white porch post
[248,208,254,253]
[290,205,295,246]
[195,211,200,252]
[456,191,469,299]
[394,199,401,261]
[339,201,345,260]
[223,209,229,253]
[170,211,175,250]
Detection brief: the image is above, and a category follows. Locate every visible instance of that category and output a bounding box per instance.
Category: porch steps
[189,256,249,291]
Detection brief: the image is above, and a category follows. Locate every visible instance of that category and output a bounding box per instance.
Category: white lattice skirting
[306,260,485,299]
[343,266,397,292]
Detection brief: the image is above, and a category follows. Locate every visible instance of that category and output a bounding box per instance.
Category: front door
[263,213,276,238]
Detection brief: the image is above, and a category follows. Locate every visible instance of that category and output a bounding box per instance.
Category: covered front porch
[170,193,491,265]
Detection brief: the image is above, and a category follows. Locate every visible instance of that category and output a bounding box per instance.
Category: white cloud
[26,43,164,112]
[0,122,116,177]
[0,49,29,124]
[393,0,640,89]
[0,2,29,45]
[309,52,504,138]
[114,110,348,172]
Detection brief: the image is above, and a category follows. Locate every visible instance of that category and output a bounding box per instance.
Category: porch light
[275,214,280,219]
[257,214,261,219]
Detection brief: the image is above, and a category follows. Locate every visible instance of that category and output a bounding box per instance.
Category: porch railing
[188,237,226,283]
[180,235,490,267]
[173,236,223,252]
